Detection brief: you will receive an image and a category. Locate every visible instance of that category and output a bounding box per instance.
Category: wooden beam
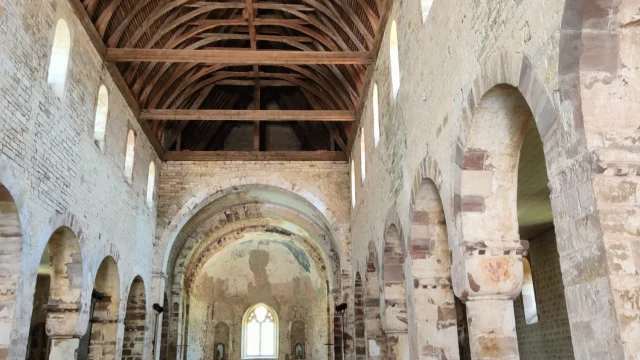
[105,49,372,65]
[164,151,348,161]
[141,110,355,122]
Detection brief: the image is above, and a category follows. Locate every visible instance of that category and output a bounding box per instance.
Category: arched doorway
[0,183,24,357]
[410,179,463,358]
[123,276,146,359]
[26,226,83,359]
[365,250,387,360]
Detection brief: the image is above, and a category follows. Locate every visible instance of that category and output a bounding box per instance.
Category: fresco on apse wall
[187,237,328,359]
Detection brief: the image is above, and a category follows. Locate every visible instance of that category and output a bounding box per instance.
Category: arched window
[242,304,278,359]
[93,85,109,149]
[351,160,356,208]
[421,0,434,23]
[124,130,135,182]
[146,162,155,207]
[48,19,71,97]
[372,83,380,146]
[522,258,538,324]
[389,21,401,99]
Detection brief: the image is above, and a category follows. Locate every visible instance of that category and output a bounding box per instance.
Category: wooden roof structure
[69,0,392,161]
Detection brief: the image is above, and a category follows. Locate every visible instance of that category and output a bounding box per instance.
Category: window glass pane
[261,321,275,355]
[246,321,261,356]
[255,306,268,322]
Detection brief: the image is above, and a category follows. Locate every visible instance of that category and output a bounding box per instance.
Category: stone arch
[364,245,387,360]
[451,51,562,299]
[0,181,25,357]
[85,256,120,360]
[161,185,344,360]
[157,180,345,275]
[409,177,460,359]
[353,272,365,360]
[123,276,146,359]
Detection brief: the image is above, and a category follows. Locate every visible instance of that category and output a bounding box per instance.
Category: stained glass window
[243,304,278,359]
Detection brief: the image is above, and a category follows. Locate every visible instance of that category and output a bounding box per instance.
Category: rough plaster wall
[514,229,574,359]
[0,0,160,358]
[187,239,328,360]
[348,0,566,358]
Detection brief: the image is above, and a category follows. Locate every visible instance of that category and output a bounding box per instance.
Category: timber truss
[70,0,391,161]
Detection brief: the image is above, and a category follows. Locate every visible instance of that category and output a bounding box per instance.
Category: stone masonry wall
[0,0,160,358]
[348,0,568,358]
[514,229,575,359]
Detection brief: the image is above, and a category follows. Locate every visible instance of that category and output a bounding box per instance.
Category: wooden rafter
[72,0,388,158]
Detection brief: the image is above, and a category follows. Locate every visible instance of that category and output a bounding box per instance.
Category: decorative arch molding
[169,202,342,280]
[157,180,346,274]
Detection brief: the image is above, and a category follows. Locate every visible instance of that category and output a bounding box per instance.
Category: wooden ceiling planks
[74,0,389,160]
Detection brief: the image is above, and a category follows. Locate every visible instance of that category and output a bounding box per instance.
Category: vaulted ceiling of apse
[74,0,391,160]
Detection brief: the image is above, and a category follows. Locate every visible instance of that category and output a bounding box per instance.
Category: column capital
[452,241,526,302]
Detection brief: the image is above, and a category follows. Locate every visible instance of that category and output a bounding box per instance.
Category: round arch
[157,182,346,276]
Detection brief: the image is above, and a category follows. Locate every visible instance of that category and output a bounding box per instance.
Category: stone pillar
[452,242,524,360]
[385,331,410,360]
[49,337,80,360]
[466,300,518,359]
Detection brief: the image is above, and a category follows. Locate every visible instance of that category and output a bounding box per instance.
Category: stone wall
[0,0,160,358]
[514,229,574,359]
[348,0,566,358]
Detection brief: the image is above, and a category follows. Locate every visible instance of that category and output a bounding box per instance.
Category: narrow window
[421,0,434,23]
[522,258,539,324]
[351,160,356,208]
[48,19,71,97]
[146,162,155,207]
[360,131,366,182]
[124,130,135,183]
[93,85,109,150]
[242,304,278,359]
[373,84,380,146]
[389,21,401,99]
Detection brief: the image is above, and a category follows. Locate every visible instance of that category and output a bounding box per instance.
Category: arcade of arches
[1,0,639,360]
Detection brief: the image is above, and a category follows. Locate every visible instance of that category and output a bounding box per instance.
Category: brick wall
[514,229,574,359]
[0,0,160,357]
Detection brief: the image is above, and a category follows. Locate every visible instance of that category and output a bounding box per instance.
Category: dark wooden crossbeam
[105,49,372,65]
[140,110,355,122]
[164,151,348,161]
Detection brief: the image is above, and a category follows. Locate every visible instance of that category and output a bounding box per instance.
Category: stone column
[466,300,518,359]
[385,331,410,360]
[49,337,80,360]
[452,242,524,360]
